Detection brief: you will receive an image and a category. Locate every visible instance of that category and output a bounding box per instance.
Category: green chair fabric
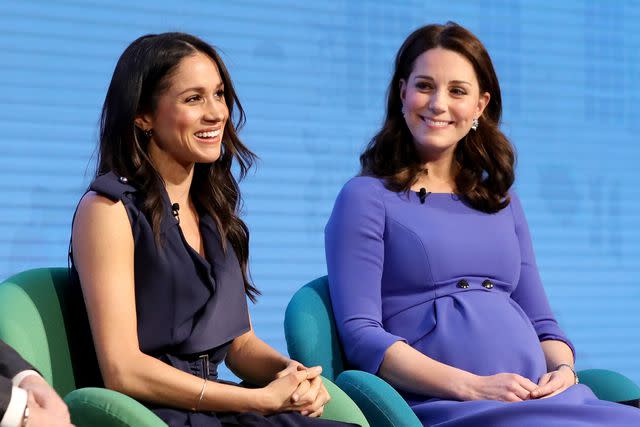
[335,371,421,427]
[285,275,640,427]
[0,268,368,427]
[577,369,640,404]
[65,387,166,427]
[321,376,370,426]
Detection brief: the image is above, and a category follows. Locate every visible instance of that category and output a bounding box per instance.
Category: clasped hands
[261,360,330,417]
[470,366,576,403]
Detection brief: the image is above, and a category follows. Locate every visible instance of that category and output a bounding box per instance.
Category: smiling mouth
[194,129,222,139]
[419,116,453,128]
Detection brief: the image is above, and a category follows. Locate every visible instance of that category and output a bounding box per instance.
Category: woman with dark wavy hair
[70,33,358,427]
[325,22,640,425]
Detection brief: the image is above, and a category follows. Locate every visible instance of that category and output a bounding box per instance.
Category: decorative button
[482,279,494,289]
[456,279,470,289]
[119,176,128,184]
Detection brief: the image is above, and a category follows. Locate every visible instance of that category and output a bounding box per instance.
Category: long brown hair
[97,32,260,301]
[360,22,515,213]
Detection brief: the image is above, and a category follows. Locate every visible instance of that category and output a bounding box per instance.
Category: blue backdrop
[1,0,638,383]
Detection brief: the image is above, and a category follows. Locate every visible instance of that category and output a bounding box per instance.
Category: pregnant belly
[409,291,547,382]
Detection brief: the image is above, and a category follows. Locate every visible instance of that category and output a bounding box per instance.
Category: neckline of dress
[408,190,463,203]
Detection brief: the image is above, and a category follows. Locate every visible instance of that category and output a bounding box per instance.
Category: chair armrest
[336,370,421,427]
[321,375,370,426]
[65,387,167,427]
[578,369,640,403]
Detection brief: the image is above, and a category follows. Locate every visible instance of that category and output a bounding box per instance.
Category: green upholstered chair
[285,276,640,427]
[0,268,369,427]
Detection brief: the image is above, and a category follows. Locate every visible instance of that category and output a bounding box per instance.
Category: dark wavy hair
[97,32,259,301]
[360,22,515,213]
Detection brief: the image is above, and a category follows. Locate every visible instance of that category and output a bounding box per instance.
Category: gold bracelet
[556,363,579,384]
[193,379,208,411]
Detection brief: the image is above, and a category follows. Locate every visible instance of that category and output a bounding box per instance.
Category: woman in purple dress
[325,22,640,426]
[71,33,357,427]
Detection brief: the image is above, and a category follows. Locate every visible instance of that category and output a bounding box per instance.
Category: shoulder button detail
[90,171,137,202]
[457,279,470,289]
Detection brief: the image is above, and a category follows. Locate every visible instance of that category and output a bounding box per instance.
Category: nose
[429,89,446,114]
[204,98,227,122]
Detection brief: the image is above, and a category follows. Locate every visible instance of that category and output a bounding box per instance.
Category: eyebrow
[413,75,472,86]
[176,82,224,96]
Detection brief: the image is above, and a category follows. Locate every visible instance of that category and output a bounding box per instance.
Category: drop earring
[471,118,479,131]
[144,129,153,138]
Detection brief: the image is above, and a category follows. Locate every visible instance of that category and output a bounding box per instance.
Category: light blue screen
[1,0,639,383]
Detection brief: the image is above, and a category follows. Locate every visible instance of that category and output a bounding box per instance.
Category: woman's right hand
[467,373,539,402]
[259,369,311,414]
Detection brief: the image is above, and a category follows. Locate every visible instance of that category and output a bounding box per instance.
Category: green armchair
[0,268,369,427]
[285,276,640,427]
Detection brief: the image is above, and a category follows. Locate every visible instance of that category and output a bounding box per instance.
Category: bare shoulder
[75,191,129,226]
[77,190,123,212]
[73,191,133,250]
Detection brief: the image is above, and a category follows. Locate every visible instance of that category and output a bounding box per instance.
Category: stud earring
[471,118,479,131]
[144,129,153,138]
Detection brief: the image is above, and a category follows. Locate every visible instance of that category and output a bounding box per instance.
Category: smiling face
[136,51,228,168]
[400,47,490,160]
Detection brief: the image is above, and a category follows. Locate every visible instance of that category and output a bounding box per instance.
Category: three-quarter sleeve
[508,192,576,358]
[325,178,405,374]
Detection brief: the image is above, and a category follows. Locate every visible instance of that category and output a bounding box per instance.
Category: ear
[399,79,408,104]
[134,113,153,132]
[476,91,490,118]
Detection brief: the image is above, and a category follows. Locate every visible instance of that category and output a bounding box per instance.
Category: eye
[214,89,225,99]
[185,94,202,103]
[415,81,433,91]
[450,87,467,96]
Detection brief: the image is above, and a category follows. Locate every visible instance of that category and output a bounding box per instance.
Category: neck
[413,147,457,193]
[149,144,194,207]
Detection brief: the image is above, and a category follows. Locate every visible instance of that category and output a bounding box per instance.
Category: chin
[414,139,458,154]
[197,148,223,164]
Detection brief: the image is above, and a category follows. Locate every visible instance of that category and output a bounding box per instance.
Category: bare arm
[226,322,290,386]
[72,193,305,414]
[227,321,332,417]
[540,340,574,372]
[380,341,539,402]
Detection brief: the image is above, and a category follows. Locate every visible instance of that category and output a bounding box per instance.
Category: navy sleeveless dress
[70,172,355,427]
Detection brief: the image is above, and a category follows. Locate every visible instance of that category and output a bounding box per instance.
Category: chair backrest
[0,267,100,396]
[284,276,346,381]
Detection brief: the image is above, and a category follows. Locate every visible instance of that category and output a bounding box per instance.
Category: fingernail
[292,394,299,402]
[301,411,309,416]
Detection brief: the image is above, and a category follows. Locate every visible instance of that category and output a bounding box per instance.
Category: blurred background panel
[1,0,639,382]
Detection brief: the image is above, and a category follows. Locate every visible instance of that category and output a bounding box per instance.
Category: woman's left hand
[275,360,330,417]
[297,374,330,417]
[530,367,575,399]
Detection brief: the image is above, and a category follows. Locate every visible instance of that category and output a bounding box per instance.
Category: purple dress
[325,176,640,426]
